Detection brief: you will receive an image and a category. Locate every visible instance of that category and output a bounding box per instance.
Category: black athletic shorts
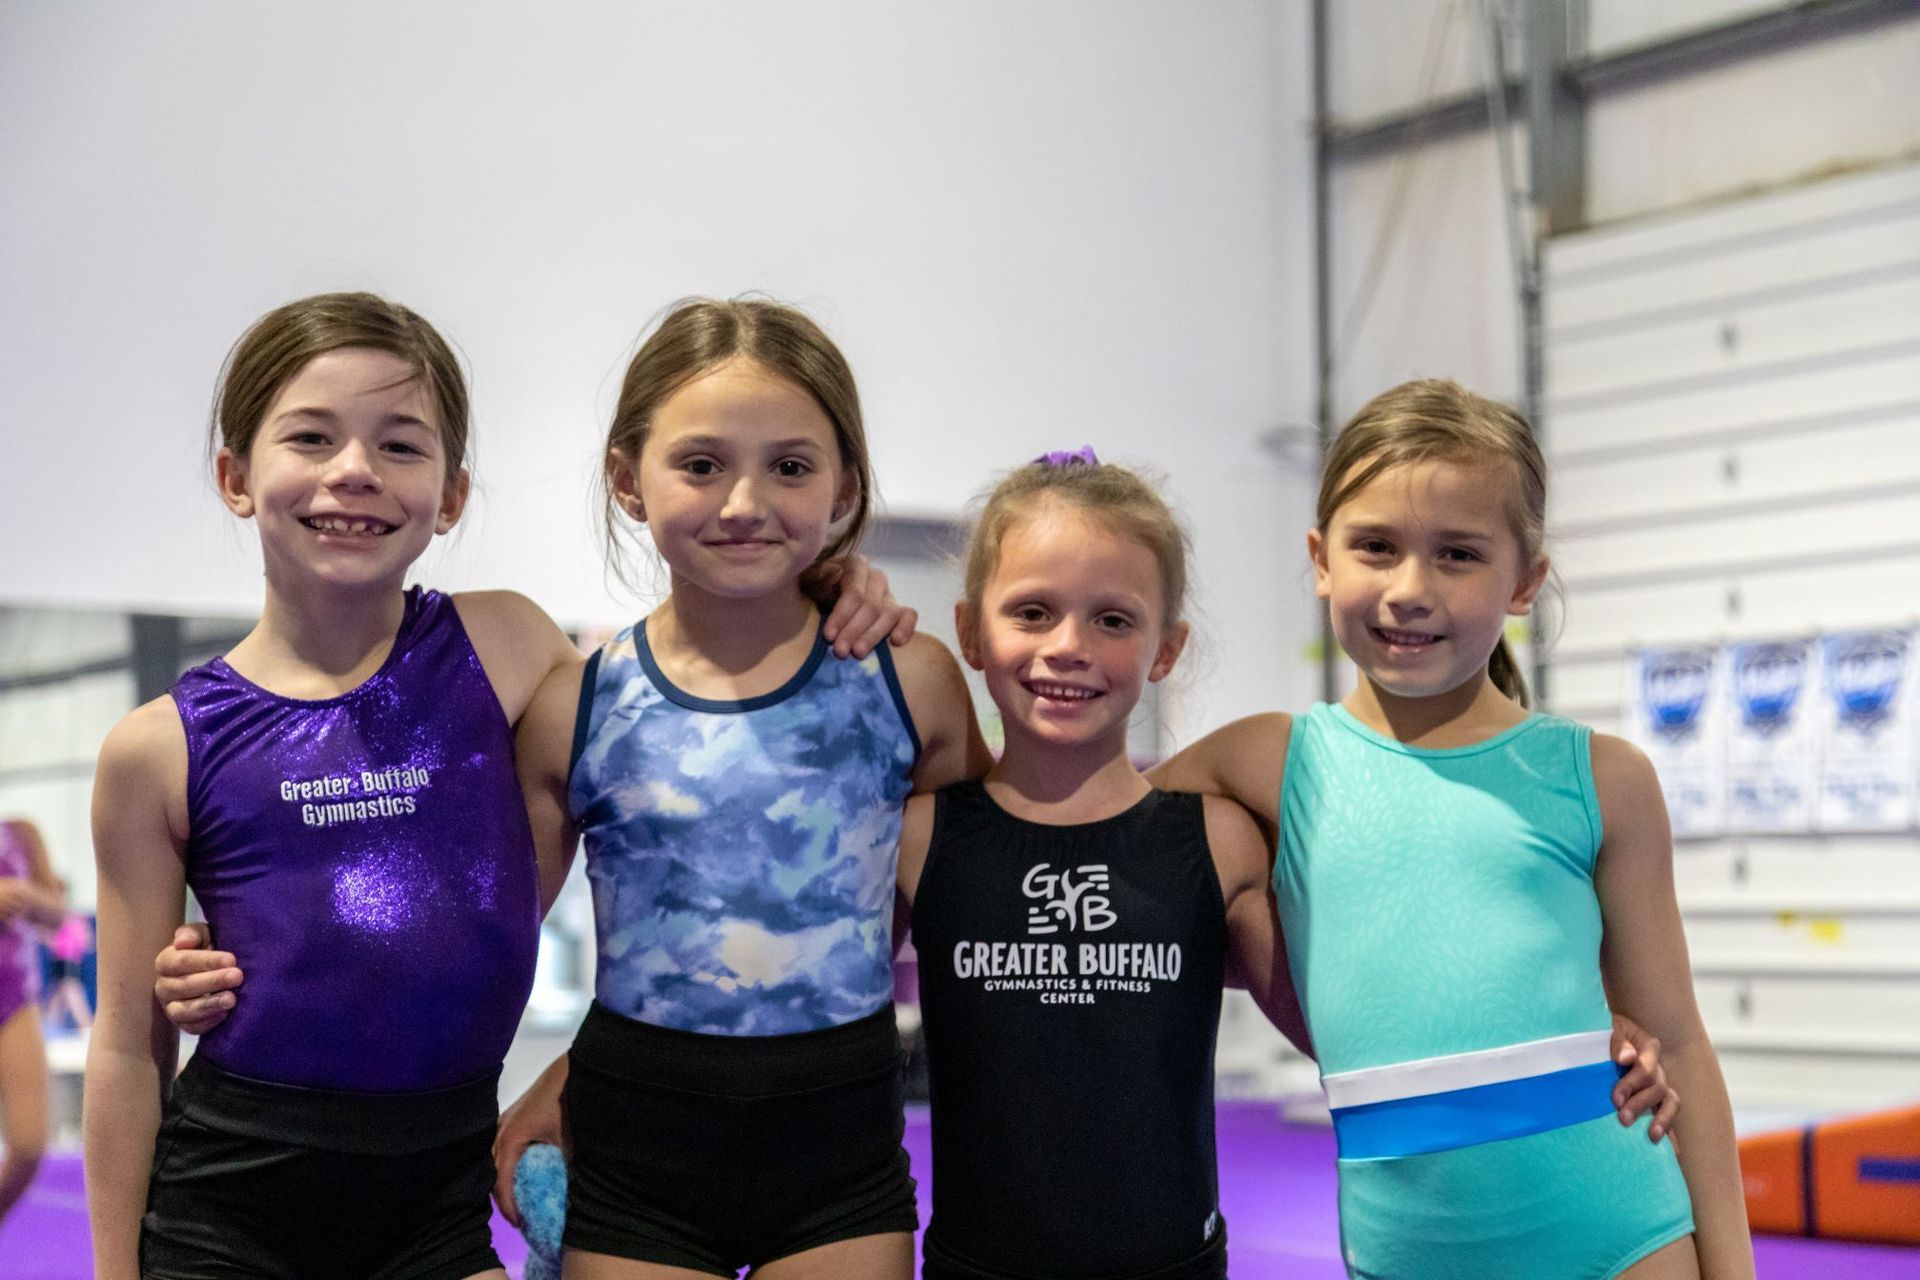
[921,1220,1228,1280]
[141,1054,503,1280]
[563,1000,918,1275]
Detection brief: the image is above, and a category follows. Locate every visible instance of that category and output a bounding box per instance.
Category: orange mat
[1741,1105,1920,1245]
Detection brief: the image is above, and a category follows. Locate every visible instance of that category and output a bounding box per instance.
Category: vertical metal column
[1311,0,1338,704]
[1519,0,1589,708]
[130,614,184,706]
[1525,1,1586,236]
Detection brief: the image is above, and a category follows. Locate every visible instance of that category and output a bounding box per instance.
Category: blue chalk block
[513,1142,568,1280]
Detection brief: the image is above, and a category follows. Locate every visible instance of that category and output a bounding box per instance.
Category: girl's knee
[2,1117,49,1169]
[1,1137,44,1176]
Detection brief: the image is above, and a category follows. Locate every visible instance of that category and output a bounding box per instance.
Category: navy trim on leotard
[637,617,829,714]
[873,641,921,764]
[570,649,602,777]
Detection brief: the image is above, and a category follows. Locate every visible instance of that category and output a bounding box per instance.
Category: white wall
[1322,0,1524,424]
[0,0,1319,746]
[1329,122,1525,417]
[1327,0,1500,123]
[0,6,1319,896]
[1585,13,1920,225]
[1543,160,1920,1113]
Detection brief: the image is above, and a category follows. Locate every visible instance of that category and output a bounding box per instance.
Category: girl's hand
[154,923,243,1036]
[1610,1012,1679,1143]
[813,555,918,659]
[494,1054,570,1227]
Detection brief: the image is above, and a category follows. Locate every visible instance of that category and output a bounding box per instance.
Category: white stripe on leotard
[1321,1030,1614,1109]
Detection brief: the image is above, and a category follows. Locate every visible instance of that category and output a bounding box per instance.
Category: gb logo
[1022,863,1117,935]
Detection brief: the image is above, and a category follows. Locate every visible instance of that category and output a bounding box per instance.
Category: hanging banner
[1724,638,1819,833]
[1627,646,1726,839]
[1816,628,1917,831]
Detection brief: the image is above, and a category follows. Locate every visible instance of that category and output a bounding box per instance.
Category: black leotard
[912,783,1228,1278]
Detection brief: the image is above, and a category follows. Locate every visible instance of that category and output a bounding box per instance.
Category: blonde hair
[1318,379,1547,706]
[213,292,470,478]
[962,460,1190,634]
[601,297,874,592]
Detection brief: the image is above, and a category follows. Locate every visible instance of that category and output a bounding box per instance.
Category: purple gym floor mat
[6,1103,1916,1277]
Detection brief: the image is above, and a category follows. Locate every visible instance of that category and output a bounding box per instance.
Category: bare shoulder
[1588,732,1666,826]
[891,633,988,790]
[452,590,576,716]
[452,588,562,633]
[1200,793,1269,897]
[1588,731,1659,796]
[1587,731,1673,872]
[889,632,965,692]
[98,696,187,781]
[888,632,971,728]
[96,696,190,840]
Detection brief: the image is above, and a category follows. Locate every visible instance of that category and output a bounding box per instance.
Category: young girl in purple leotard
[85,292,587,1280]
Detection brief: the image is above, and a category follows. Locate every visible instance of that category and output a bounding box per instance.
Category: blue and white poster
[1816,628,1917,831]
[1724,638,1819,833]
[1627,646,1726,839]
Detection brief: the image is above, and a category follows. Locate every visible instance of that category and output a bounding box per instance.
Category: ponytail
[1488,638,1530,709]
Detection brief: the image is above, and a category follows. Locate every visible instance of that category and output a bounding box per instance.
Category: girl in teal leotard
[1159,380,1752,1280]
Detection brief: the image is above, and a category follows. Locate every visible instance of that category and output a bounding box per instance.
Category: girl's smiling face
[615,358,852,602]
[1310,457,1547,701]
[218,347,466,595]
[961,503,1187,756]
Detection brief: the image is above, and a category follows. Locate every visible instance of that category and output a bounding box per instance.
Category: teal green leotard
[1276,703,1693,1280]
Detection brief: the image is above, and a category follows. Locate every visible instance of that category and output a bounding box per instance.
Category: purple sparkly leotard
[171,588,539,1092]
[0,823,41,1027]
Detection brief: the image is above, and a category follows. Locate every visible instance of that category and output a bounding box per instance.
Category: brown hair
[962,459,1190,635]
[212,292,470,477]
[601,297,874,591]
[1317,379,1547,706]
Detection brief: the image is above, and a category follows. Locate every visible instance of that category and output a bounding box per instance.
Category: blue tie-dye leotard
[569,617,919,1035]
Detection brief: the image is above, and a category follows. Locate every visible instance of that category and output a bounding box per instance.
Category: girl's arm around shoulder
[1148,712,1291,838]
[889,633,991,793]
[517,654,590,915]
[1204,795,1311,1056]
[1591,733,1754,1280]
[85,698,192,1280]
[453,590,580,727]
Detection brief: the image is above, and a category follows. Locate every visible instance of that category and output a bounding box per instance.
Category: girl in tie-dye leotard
[502,297,987,1280]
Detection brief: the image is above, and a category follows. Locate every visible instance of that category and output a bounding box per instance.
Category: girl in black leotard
[896,455,1302,1280]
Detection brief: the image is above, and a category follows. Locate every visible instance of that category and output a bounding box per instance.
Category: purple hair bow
[1034,445,1099,467]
